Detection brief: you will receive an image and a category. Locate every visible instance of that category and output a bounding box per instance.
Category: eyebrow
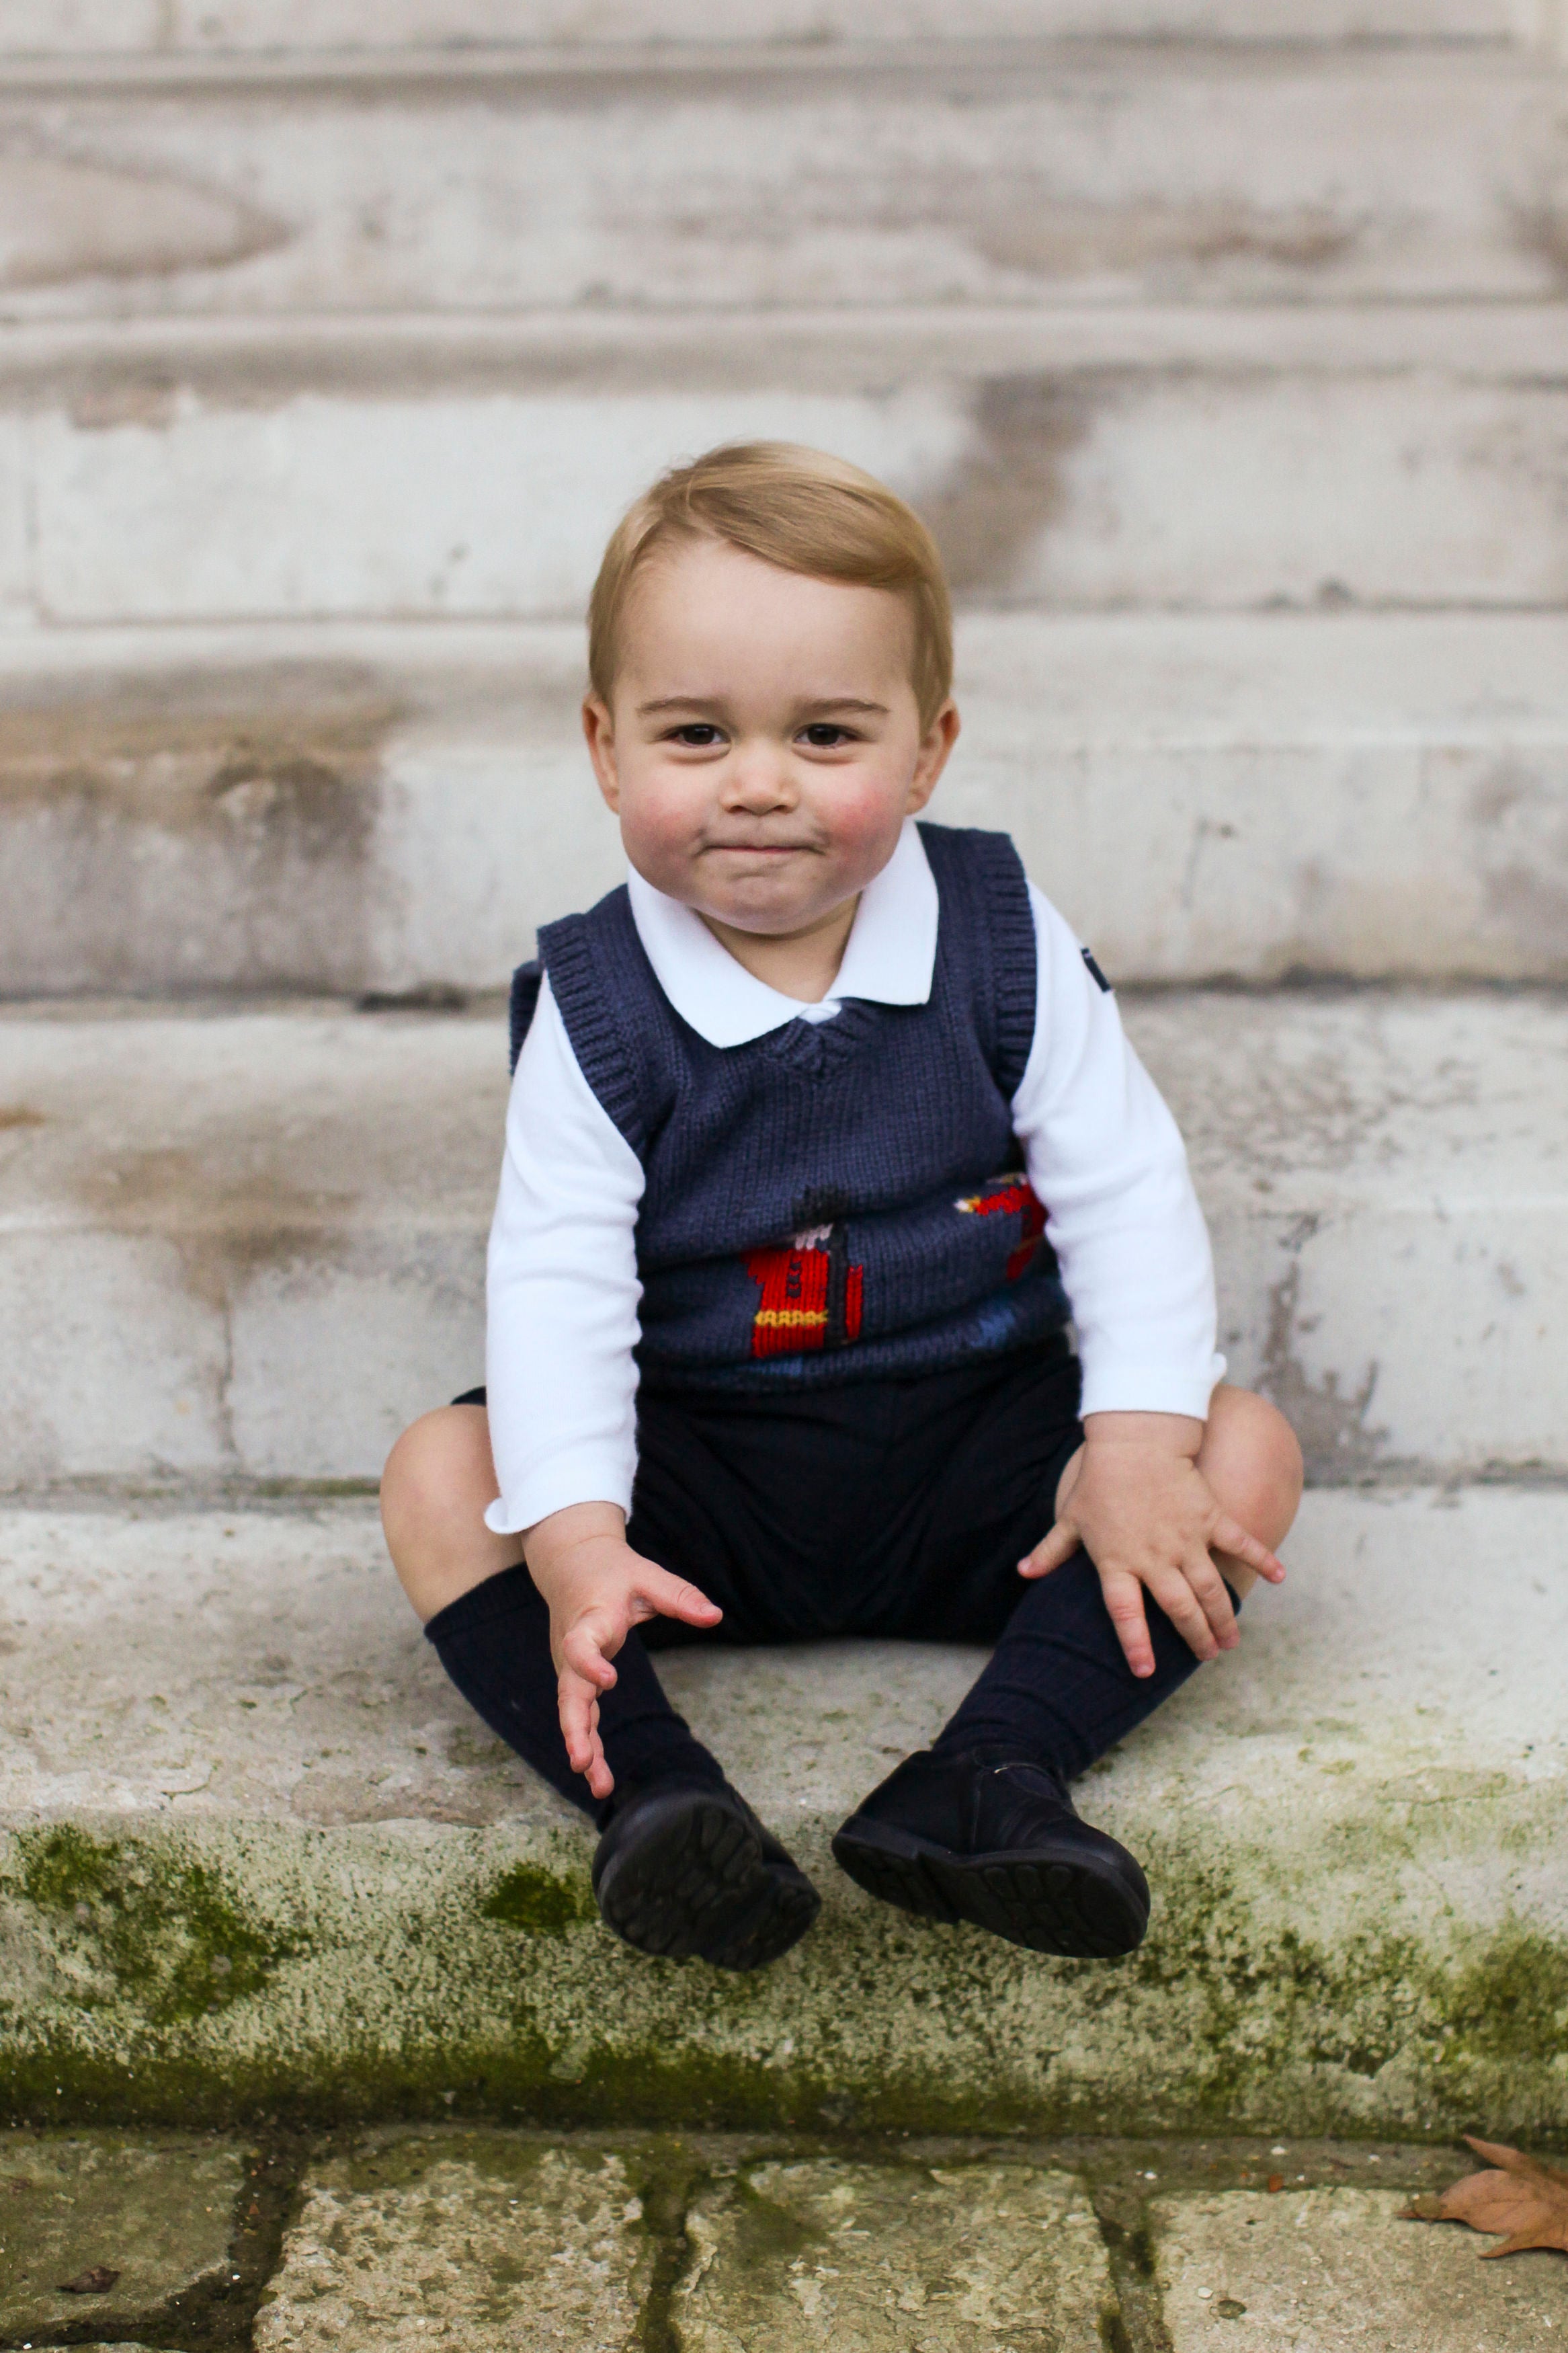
[634,695,891,718]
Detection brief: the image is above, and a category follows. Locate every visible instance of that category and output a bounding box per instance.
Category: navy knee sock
[423,1564,725,1830]
[931,1549,1235,1784]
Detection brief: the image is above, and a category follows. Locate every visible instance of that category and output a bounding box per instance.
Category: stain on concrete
[77,1142,360,1294]
[0,664,404,994]
[0,146,289,292]
[920,374,1098,598]
[1469,758,1568,973]
[963,194,1358,283]
[70,375,181,432]
[1258,1259,1387,1480]
[0,1105,45,1129]
[1510,196,1568,288]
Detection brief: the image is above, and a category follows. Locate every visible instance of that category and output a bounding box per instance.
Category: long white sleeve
[1012,882,1225,1422]
[483,974,645,1533]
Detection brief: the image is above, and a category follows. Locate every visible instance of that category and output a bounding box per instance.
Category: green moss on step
[1438,1921,1568,2066]
[481,1862,596,1937]
[12,1824,298,2025]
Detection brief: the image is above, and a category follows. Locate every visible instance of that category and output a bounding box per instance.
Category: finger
[558,1667,605,1778]
[1145,1564,1221,1663]
[1182,1547,1240,1650]
[1018,1519,1080,1579]
[632,1567,723,1628]
[561,1680,615,1798]
[1098,1568,1155,1678]
[1210,1513,1286,1583]
[561,1622,619,1691]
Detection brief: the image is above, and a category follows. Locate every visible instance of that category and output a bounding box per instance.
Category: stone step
[0,50,1561,317]
[0,309,1565,633]
[0,3,1536,63]
[0,990,1561,1490]
[1,1484,1564,2139]
[1,613,1565,998]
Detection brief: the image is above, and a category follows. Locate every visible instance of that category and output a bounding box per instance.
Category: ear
[582,694,620,812]
[905,700,960,814]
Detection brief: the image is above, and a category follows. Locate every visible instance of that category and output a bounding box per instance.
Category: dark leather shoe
[832,1747,1149,1958]
[591,1779,820,1970]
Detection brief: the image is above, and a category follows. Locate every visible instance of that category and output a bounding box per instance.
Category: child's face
[583,537,958,939]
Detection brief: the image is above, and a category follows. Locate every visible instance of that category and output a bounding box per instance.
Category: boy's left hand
[1018,1412,1285,1678]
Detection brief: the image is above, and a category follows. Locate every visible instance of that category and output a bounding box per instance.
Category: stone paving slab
[672,2157,1112,2350]
[252,2132,653,2350]
[1155,2186,1568,2350]
[0,2130,242,2341]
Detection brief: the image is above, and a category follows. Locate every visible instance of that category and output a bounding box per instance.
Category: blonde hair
[587,442,954,728]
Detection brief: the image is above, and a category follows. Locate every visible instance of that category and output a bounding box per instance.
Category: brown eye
[671,724,723,746]
[801,724,852,748]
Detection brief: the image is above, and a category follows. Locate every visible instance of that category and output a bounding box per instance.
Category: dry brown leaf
[58,2263,120,2294]
[1404,2135,1568,2258]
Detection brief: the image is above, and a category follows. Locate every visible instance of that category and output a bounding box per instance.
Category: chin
[706,897,807,936]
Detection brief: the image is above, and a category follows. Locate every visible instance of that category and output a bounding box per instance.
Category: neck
[698,894,860,1003]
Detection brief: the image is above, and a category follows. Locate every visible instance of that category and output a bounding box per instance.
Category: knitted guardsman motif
[956,1173,1047,1281]
[511,823,1071,1390]
[747,1221,866,1357]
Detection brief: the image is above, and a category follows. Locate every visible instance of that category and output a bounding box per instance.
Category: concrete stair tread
[0,3,1533,65]
[3,613,1566,995]
[1,1484,1564,2134]
[1,989,1561,1484]
[0,50,1562,321]
[1,313,1564,653]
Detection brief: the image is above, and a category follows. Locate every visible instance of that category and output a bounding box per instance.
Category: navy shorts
[453,1337,1083,1648]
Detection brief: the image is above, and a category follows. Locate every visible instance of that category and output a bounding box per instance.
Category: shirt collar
[624,818,939,1049]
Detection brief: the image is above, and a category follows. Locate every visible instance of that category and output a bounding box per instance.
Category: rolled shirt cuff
[1076,1352,1228,1425]
[483,1445,635,1538]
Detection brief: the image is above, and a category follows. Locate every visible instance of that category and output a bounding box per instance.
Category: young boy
[382,442,1303,1976]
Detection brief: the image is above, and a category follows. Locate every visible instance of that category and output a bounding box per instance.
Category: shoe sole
[595,1792,821,1971]
[831,1815,1149,1959]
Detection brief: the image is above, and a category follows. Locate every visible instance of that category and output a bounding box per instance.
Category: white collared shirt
[484,821,1224,1534]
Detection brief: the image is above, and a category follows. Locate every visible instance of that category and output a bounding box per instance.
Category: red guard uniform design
[747,1223,865,1359]
[955,1172,1047,1280]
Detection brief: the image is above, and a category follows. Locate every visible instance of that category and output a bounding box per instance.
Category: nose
[719,742,797,813]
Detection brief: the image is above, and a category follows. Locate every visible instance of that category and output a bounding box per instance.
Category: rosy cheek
[614,771,706,875]
[817,776,909,863]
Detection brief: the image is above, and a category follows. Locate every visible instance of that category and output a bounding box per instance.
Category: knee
[380,1406,498,1587]
[1204,1386,1305,1550]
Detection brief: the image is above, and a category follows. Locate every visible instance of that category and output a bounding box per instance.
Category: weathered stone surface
[15,351,1568,627]
[0,2130,242,2339]
[1155,2187,1568,2350]
[672,2158,1112,2350]
[1,51,1561,317]
[0,1487,1565,2135]
[0,2,1530,57]
[252,2135,652,2349]
[0,992,1561,1483]
[2,612,1567,996]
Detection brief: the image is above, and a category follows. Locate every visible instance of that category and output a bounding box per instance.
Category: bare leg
[1053,1382,1304,1605]
[381,1404,523,1624]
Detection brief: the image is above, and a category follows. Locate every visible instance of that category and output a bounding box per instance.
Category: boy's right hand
[522,1502,721,1800]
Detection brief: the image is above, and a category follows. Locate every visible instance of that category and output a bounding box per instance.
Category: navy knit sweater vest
[509,822,1069,1390]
